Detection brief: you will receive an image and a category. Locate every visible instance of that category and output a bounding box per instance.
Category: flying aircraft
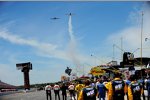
[50,17,60,20]
[66,13,74,16]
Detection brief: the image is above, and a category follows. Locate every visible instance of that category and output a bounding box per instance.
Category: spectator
[75,80,85,99]
[45,85,52,100]
[68,82,76,100]
[97,79,107,100]
[53,83,60,100]
[105,73,126,100]
[78,79,97,100]
[60,83,68,100]
[128,75,143,100]
[146,76,150,100]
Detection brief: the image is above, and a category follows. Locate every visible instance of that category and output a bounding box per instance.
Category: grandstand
[0,80,17,92]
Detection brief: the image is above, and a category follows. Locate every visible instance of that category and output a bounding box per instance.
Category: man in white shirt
[54,83,60,100]
[45,85,52,100]
[68,83,76,100]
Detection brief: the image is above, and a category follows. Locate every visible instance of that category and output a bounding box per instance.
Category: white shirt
[45,85,52,90]
[68,85,75,90]
[54,85,60,90]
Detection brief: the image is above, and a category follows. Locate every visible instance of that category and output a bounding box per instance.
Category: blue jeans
[99,95,105,100]
[99,98,105,100]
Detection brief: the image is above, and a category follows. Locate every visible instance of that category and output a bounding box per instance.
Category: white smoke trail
[68,16,76,50]
[68,15,81,70]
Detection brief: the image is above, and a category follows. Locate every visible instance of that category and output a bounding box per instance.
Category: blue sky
[0,1,150,85]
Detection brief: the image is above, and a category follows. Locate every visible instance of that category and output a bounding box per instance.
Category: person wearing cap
[78,79,97,100]
[45,84,52,100]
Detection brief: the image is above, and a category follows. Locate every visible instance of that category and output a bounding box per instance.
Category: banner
[90,67,105,76]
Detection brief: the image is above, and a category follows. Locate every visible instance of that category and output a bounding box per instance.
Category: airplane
[66,13,74,16]
[50,17,60,20]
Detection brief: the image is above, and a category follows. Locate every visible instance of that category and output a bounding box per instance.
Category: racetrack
[0,90,148,100]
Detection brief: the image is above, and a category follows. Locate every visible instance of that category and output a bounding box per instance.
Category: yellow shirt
[78,88,84,100]
[75,84,85,100]
[105,78,127,100]
[105,81,113,100]
[127,81,143,100]
[75,84,85,93]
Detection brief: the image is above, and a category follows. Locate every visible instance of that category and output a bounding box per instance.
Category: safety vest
[82,87,97,100]
[112,80,125,97]
[130,82,142,99]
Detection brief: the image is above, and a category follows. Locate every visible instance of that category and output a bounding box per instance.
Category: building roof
[0,80,17,89]
[134,57,150,66]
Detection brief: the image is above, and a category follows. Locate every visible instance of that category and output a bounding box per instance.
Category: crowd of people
[45,73,150,100]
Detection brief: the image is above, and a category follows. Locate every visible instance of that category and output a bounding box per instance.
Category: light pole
[140,11,144,66]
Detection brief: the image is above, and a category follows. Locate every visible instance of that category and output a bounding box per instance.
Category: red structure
[16,62,32,90]
[0,80,17,92]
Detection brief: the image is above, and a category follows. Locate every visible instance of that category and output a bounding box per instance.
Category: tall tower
[16,62,32,90]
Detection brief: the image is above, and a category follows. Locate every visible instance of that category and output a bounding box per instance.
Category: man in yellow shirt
[75,80,85,100]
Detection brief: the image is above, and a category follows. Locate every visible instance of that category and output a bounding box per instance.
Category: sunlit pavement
[0,90,148,100]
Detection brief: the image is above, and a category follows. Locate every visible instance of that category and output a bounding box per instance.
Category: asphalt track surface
[0,90,148,100]
[0,90,75,100]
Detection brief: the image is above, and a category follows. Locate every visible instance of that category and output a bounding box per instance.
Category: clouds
[1,2,149,85]
[0,28,69,60]
[67,15,81,67]
[0,27,92,64]
[0,18,93,85]
[0,63,22,85]
[0,29,56,49]
[0,28,68,85]
[107,2,150,60]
